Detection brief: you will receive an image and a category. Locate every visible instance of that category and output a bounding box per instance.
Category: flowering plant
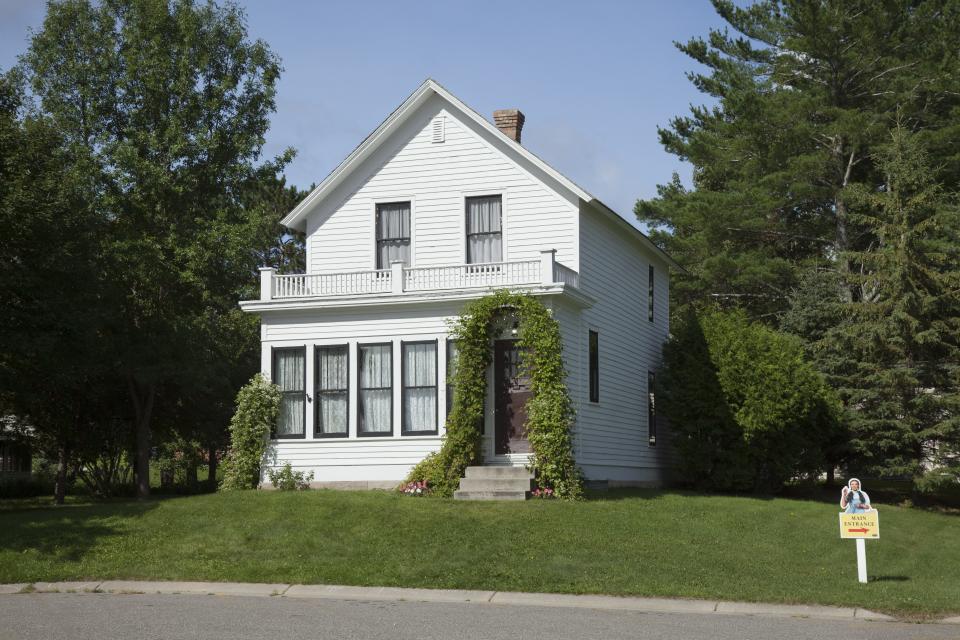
[400,480,430,496]
[531,486,554,499]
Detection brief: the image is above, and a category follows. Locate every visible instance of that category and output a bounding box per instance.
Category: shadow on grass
[0,499,160,563]
[871,575,910,583]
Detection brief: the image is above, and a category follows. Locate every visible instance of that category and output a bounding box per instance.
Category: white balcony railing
[552,261,580,289]
[273,270,392,298]
[404,260,540,292]
[258,250,579,301]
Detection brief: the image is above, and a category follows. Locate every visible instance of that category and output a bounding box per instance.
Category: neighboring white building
[240,79,680,489]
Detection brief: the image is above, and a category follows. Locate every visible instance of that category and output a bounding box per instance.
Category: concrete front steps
[453,465,533,501]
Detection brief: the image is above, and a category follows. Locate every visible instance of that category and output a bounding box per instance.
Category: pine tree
[637,0,960,318]
[823,122,960,480]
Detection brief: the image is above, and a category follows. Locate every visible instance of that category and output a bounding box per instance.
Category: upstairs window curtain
[403,342,437,434]
[316,345,348,436]
[376,202,411,269]
[359,343,392,435]
[274,347,305,438]
[466,195,502,264]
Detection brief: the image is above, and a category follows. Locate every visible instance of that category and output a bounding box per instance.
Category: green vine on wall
[407,290,583,499]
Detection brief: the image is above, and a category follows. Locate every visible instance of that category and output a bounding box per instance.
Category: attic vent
[431,115,445,143]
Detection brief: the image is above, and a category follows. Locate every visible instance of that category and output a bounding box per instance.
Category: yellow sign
[839,511,879,539]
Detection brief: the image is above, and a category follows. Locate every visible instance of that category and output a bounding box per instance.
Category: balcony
[248,250,587,307]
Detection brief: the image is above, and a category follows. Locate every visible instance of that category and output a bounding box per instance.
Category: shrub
[661,309,842,492]
[219,373,280,491]
[266,462,313,491]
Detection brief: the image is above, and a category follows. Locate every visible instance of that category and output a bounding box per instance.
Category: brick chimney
[493,109,525,144]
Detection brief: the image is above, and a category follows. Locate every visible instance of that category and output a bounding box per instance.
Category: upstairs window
[273,347,306,438]
[466,195,502,264]
[589,330,599,403]
[376,202,411,269]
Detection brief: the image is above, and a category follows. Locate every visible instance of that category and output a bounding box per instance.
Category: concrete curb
[1,580,953,623]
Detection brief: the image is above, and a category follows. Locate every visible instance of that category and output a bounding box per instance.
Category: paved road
[3,593,957,640]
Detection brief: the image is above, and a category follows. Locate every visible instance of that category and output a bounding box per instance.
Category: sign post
[839,511,879,584]
[855,539,867,584]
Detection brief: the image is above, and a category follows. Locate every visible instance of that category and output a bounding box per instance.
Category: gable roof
[282,78,682,271]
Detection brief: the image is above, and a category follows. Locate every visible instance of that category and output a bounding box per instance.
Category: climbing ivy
[407,290,583,499]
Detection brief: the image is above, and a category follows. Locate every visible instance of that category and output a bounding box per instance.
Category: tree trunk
[834,142,857,303]
[160,466,174,491]
[54,445,68,505]
[207,445,219,492]
[826,466,836,487]
[185,460,198,493]
[128,377,156,499]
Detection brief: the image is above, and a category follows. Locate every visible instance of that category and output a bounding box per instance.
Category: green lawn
[0,490,957,618]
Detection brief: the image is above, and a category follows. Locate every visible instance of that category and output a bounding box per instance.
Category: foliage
[7,0,301,500]
[818,124,960,480]
[266,462,313,491]
[530,486,555,499]
[636,0,960,318]
[220,374,280,491]
[407,290,582,499]
[661,309,842,492]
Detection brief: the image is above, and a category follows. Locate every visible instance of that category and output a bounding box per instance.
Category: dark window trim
[271,346,306,440]
[588,330,599,403]
[358,341,394,437]
[648,264,655,323]
[314,343,349,439]
[465,194,503,265]
[648,371,657,446]
[375,201,411,270]
[401,339,439,436]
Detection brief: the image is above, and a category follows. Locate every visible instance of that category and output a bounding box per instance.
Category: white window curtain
[316,346,348,435]
[275,348,305,437]
[403,342,437,433]
[466,196,502,264]
[359,344,392,433]
[376,202,411,268]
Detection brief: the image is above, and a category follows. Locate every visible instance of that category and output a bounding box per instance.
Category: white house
[240,79,680,492]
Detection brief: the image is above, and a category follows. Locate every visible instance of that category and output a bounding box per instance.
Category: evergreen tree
[822,123,960,480]
[637,0,960,318]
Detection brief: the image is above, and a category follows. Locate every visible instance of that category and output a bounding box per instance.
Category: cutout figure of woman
[840,478,873,513]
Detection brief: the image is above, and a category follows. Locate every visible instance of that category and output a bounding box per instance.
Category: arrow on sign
[847,528,870,533]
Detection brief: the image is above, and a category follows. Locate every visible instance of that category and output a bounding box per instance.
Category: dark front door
[494,340,531,455]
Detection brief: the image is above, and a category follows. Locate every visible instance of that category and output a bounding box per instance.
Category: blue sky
[0,1,725,224]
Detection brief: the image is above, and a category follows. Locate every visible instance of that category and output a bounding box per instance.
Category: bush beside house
[220,374,280,491]
[661,309,842,492]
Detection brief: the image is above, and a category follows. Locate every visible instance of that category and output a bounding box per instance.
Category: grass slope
[0,490,957,617]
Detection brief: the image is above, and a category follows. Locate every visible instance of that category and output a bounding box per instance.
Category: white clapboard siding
[574,205,673,484]
[305,94,578,274]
